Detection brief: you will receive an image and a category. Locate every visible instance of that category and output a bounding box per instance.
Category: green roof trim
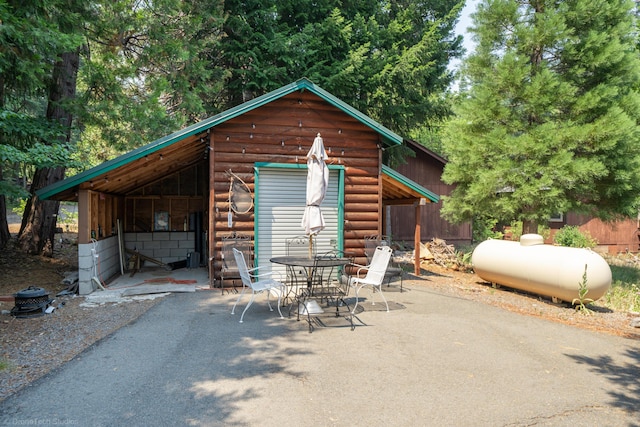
[37,78,402,200]
[382,165,439,203]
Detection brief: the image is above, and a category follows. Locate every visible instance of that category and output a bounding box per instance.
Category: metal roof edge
[254,161,344,171]
[404,138,448,165]
[297,78,402,147]
[37,82,307,200]
[382,164,439,203]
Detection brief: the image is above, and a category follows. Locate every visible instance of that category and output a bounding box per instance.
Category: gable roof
[382,165,439,204]
[37,78,405,201]
[404,138,447,165]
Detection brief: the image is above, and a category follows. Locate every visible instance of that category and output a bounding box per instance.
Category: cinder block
[179,240,195,249]
[170,232,188,241]
[143,240,164,250]
[78,254,94,270]
[153,232,171,241]
[171,248,189,258]
[137,233,154,242]
[153,248,172,258]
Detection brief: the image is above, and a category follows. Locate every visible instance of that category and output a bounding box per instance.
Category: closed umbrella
[301,133,329,256]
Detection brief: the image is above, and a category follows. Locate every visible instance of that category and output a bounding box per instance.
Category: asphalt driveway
[1,278,639,426]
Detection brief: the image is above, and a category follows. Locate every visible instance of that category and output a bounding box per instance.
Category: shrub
[553,225,597,248]
[508,220,550,241]
[472,216,503,242]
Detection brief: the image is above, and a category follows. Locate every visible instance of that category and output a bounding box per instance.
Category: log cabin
[38,78,439,294]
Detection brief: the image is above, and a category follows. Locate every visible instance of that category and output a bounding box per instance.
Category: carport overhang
[381,165,439,276]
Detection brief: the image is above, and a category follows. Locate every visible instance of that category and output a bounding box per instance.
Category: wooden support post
[414,200,424,276]
[78,190,90,244]
[208,132,216,288]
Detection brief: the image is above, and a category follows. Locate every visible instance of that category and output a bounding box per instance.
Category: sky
[455,0,480,60]
[450,0,480,87]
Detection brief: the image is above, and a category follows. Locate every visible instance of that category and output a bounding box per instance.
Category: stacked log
[411,238,471,271]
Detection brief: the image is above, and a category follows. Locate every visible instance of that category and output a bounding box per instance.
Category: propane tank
[471,234,611,303]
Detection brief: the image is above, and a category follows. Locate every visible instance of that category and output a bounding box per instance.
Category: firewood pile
[413,238,471,271]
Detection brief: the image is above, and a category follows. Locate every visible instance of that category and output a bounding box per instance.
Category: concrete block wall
[124,232,196,265]
[77,232,197,295]
[78,236,121,295]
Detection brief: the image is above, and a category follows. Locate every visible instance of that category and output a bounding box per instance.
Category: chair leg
[352,285,362,314]
[239,292,257,323]
[276,286,285,318]
[375,285,390,312]
[355,284,389,312]
[231,285,247,315]
[266,287,285,319]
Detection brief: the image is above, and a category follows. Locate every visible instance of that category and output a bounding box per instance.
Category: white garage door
[255,166,341,276]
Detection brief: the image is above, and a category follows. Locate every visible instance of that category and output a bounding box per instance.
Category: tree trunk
[18,169,64,255]
[0,169,11,248]
[0,69,10,248]
[17,51,78,256]
[522,219,538,235]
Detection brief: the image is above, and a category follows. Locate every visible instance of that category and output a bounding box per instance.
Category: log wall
[209,91,383,279]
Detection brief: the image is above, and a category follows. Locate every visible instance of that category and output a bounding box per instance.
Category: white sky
[450,0,480,87]
[455,0,480,59]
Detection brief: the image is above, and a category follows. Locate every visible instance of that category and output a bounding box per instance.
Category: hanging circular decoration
[227,170,253,214]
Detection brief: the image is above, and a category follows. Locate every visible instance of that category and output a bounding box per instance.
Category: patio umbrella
[301,133,329,256]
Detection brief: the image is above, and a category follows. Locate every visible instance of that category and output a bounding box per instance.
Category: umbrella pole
[308,235,313,259]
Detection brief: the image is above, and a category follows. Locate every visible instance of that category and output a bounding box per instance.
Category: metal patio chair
[349,245,394,314]
[364,234,404,292]
[220,233,252,294]
[231,248,286,323]
[285,235,315,287]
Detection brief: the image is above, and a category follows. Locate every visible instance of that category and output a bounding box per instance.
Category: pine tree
[441,0,640,234]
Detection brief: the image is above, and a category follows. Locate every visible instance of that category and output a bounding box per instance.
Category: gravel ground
[0,294,161,401]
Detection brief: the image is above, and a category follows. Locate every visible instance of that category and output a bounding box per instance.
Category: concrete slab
[121,284,196,296]
[80,267,209,306]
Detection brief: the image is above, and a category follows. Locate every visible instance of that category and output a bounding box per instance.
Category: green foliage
[220,0,465,135]
[441,0,640,228]
[553,225,597,248]
[507,221,550,242]
[605,281,640,313]
[11,198,27,217]
[0,357,10,372]
[602,256,640,313]
[573,264,594,314]
[58,204,78,229]
[472,216,503,242]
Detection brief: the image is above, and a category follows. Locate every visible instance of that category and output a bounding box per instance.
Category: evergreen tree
[0,0,85,250]
[77,0,226,154]
[16,0,91,255]
[441,0,640,234]
[220,0,464,137]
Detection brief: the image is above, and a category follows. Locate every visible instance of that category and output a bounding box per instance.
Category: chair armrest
[348,263,370,278]
[248,266,284,282]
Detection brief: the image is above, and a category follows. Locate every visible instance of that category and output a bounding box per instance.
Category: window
[549,213,564,223]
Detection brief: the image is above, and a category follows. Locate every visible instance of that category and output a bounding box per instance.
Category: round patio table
[270,255,353,332]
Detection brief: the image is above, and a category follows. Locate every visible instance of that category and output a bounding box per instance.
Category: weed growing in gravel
[573,265,594,315]
[0,357,10,372]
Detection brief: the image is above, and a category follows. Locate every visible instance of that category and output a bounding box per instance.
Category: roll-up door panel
[256,168,339,275]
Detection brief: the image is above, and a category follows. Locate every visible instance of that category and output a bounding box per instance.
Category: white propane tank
[471,234,612,303]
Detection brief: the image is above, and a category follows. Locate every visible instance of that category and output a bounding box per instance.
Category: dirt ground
[0,228,160,401]
[1,227,639,402]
